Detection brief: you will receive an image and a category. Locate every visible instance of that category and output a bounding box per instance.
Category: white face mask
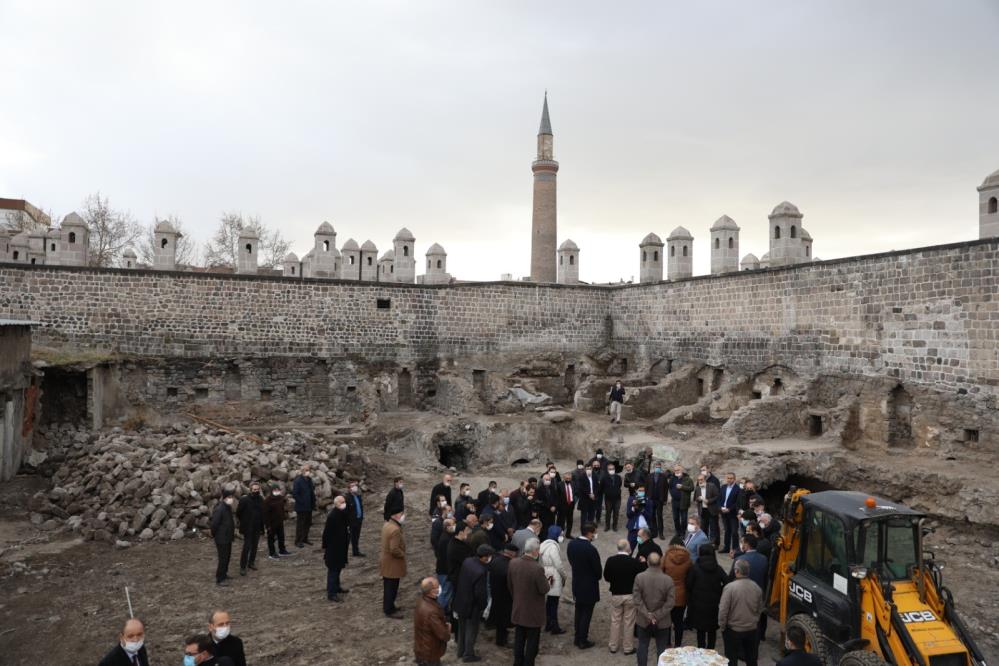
[557,535,565,543]
[335,503,346,511]
[591,533,598,541]
[687,524,697,533]
[608,469,615,475]
[214,626,230,641]
[596,454,603,459]
[350,486,359,494]
[123,640,143,655]
[585,470,592,477]
[398,514,406,524]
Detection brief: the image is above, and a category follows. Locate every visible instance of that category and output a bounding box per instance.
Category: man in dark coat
[510,482,532,530]
[291,465,316,547]
[383,476,405,521]
[490,543,518,647]
[322,494,351,602]
[685,543,729,650]
[776,625,824,666]
[566,522,602,649]
[557,471,576,538]
[208,610,246,666]
[346,480,365,556]
[601,461,623,532]
[633,527,662,567]
[508,538,550,666]
[210,490,236,586]
[262,484,291,558]
[648,461,670,538]
[623,461,646,498]
[626,485,656,550]
[184,634,234,666]
[446,523,475,602]
[476,481,498,513]
[575,466,599,525]
[668,464,695,538]
[429,473,453,516]
[98,617,149,666]
[588,459,606,523]
[718,472,743,553]
[535,473,558,533]
[692,473,721,547]
[435,518,457,610]
[235,482,264,575]
[453,544,493,662]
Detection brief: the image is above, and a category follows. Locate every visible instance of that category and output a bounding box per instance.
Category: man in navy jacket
[566,522,603,649]
[291,465,316,547]
[718,472,742,554]
[625,484,656,550]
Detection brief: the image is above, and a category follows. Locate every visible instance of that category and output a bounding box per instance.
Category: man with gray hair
[414,576,451,666]
[508,537,550,666]
[632,551,675,666]
[719,558,764,666]
[603,538,644,654]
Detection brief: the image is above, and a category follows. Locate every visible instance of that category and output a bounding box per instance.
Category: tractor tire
[785,614,830,664]
[839,651,888,666]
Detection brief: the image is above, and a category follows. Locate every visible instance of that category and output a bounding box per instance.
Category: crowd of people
[100,449,822,666]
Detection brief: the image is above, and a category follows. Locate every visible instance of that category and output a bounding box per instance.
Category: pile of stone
[25,422,364,545]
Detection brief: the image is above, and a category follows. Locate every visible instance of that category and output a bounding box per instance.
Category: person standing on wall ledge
[292,465,316,548]
[608,379,625,424]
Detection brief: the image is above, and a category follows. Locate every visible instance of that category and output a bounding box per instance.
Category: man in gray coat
[508,538,550,666]
[632,552,675,666]
[719,558,764,666]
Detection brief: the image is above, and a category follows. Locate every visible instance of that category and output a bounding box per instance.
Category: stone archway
[887,384,914,447]
[398,368,413,408]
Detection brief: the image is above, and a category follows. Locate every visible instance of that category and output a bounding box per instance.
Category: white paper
[833,573,848,595]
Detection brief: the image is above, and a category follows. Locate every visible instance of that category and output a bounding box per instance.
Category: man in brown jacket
[719,558,764,666]
[380,509,407,618]
[414,576,451,666]
[633,552,675,666]
[507,537,550,666]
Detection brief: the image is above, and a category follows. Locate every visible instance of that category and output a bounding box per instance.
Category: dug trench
[1,408,997,665]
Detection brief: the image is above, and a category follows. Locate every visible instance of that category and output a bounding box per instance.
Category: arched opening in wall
[427,259,431,268]
[403,245,409,257]
[40,368,87,425]
[989,197,998,214]
[770,378,784,396]
[12,251,18,260]
[291,266,296,275]
[510,458,531,467]
[714,238,720,249]
[161,238,168,249]
[649,358,673,380]
[245,243,252,254]
[710,368,723,391]
[68,232,76,244]
[436,259,442,269]
[30,258,36,265]
[50,243,55,252]
[224,364,241,400]
[437,441,471,470]
[642,251,647,262]
[323,240,330,251]
[887,384,914,447]
[790,226,797,239]
[774,226,781,240]
[398,369,413,408]
[472,369,487,400]
[564,364,577,395]
[805,246,810,257]
[390,265,394,273]
[697,378,706,396]
[569,255,574,266]
[560,255,564,265]
[728,237,734,249]
[367,256,373,266]
[760,474,838,516]
[682,245,688,257]
[653,250,658,261]
[349,256,355,265]
[670,246,675,257]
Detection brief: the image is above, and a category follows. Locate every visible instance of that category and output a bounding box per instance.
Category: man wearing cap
[453,544,494,662]
[490,542,519,648]
[210,490,237,586]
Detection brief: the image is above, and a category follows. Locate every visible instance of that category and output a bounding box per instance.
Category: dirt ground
[1,424,997,665]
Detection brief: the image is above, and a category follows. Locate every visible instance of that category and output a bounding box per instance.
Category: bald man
[208,609,246,666]
[99,617,149,666]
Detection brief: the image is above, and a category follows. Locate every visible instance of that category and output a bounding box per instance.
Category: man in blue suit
[718,472,742,554]
[683,515,710,562]
[625,483,655,550]
[566,522,602,649]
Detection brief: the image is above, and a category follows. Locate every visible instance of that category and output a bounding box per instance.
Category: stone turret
[341,238,360,280]
[311,221,340,278]
[154,219,182,271]
[979,168,999,239]
[283,252,300,277]
[759,251,771,269]
[237,228,259,274]
[740,253,760,271]
[639,233,664,283]
[423,243,450,285]
[360,240,378,281]
[122,248,137,269]
[667,226,693,281]
[800,227,813,261]
[557,239,579,284]
[377,249,395,282]
[768,201,804,267]
[44,228,61,265]
[59,212,89,266]
[393,227,416,283]
[710,215,739,274]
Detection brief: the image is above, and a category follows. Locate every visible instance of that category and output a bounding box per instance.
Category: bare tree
[138,215,199,267]
[81,193,143,267]
[1,206,50,233]
[204,212,290,269]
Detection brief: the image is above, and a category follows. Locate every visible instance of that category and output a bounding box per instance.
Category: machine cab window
[856,516,919,580]
[802,509,851,588]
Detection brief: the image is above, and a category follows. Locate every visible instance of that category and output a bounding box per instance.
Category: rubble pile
[25,423,367,545]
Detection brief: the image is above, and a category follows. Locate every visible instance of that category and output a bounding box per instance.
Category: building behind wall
[0,320,37,482]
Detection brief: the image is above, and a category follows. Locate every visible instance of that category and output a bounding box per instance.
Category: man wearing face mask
[380,508,408,618]
[508,537,550,666]
[383,476,405,522]
[430,473,454,516]
[235,482,264,576]
[207,610,245,666]
[490,542,519,648]
[262,484,291,559]
[292,465,316,548]
[210,490,236,586]
[535,473,558,533]
[477,481,498,513]
[322,493,351,602]
[435,517,457,609]
[648,462,669,539]
[693,473,720,549]
[576,464,598,525]
[557,471,576,538]
[623,461,646,498]
[346,480,365,557]
[601,461,623,532]
[566,522,603,649]
[718,472,742,554]
[414,576,452,666]
[626,482,655,551]
[453,544,494,662]
[668,465,694,539]
[684,515,709,561]
[99,617,149,666]
[587,454,607,524]
[183,634,232,666]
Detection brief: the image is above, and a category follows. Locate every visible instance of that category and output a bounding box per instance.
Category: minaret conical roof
[538,92,552,136]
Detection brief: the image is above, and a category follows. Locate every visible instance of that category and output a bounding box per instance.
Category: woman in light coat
[539,525,567,634]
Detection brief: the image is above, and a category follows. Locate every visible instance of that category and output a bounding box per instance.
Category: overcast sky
[2,1,998,282]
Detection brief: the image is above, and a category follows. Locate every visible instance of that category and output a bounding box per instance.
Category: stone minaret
[530,93,558,283]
